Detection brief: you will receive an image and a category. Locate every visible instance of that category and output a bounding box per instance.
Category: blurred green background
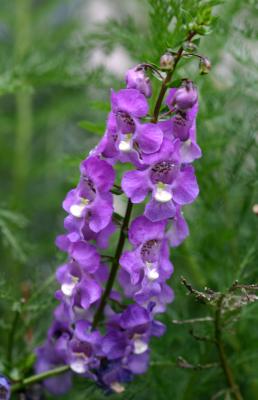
[0,0,258,398]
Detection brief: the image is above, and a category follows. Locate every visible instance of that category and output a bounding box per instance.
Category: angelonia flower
[0,376,11,400]
[36,60,201,395]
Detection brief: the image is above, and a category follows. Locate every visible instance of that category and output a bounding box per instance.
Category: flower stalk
[214,295,243,400]
[92,199,133,328]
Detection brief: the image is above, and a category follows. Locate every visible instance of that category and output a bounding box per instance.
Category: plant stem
[92,200,133,328]
[152,31,196,123]
[7,310,20,367]
[214,294,243,400]
[11,365,70,393]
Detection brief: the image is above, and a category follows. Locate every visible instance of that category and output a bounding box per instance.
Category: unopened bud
[183,41,197,52]
[125,66,152,97]
[160,53,175,70]
[199,57,212,74]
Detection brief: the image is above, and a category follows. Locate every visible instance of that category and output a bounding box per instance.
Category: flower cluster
[36,65,201,394]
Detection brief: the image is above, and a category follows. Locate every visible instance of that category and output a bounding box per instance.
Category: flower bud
[160,52,175,70]
[199,57,212,74]
[125,66,152,98]
[183,41,197,52]
[0,376,10,400]
[173,80,198,110]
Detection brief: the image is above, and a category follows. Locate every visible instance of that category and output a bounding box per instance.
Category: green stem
[11,365,70,393]
[92,200,133,328]
[152,31,196,123]
[7,310,20,367]
[214,295,243,400]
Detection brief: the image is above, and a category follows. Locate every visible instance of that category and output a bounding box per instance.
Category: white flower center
[61,276,79,297]
[70,353,88,374]
[70,198,89,218]
[118,134,133,152]
[110,382,125,394]
[133,338,148,354]
[145,262,159,281]
[154,182,172,203]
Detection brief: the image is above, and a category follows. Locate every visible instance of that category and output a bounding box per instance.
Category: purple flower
[111,88,148,133]
[35,334,72,395]
[125,66,152,97]
[119,216,173,286]
[37,62,202,395]
[0,376,10,400]
[63,215,116,249]
[122,140,199,221]
[96,361,132,394]
[63,156,114,233]
[68,339,100,375]
[96,90,163,167]
[56,262,102,308]
[167,81,198,111]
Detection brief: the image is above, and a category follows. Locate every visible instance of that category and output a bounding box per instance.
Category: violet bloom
[96,361,133,394]
[122,139,199,221]
[119,216,173,286]
[56,262,102,307]
[62,214,116,250]
[125,65,152,98]
[167,81,198,111]
[63,156,115,233]
[166,207,189,247]
[35,328,72,396]
[102,305,165,380]
[162,84,202,162]
[96,89,163,167]
[0,376,10,400]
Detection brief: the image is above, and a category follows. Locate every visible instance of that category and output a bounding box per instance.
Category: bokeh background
[1,0,258,398]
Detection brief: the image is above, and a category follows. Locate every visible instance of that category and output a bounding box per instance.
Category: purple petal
[89,193,113,233]
[144,198,176,222]
[120,304,150,331]
[176,139,202,163]
[127,352,149,374]
[80,156,115,192]
[128,216,166,246]
[111,88,148,118]
[173,165,199,205]
[70,241,100,272]
[122,169,149,203]
[135,123,163,154]
[119,250,142,285]
[167,210,189,247]
[102,331,127,360]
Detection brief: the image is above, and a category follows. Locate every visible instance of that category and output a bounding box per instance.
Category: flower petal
[122,169,149,203]
[144,198,176,221]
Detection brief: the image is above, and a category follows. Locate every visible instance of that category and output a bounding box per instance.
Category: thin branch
[151,31,196,123]
[189,328,215,343]
[92,200,133,328]
[7,308,20,367]
[214,294,243,400]
[11,365,70,393]
[172,316,213,324]
[177,356,218,371]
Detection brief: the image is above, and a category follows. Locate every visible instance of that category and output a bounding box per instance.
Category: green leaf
[78,120,105,136]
